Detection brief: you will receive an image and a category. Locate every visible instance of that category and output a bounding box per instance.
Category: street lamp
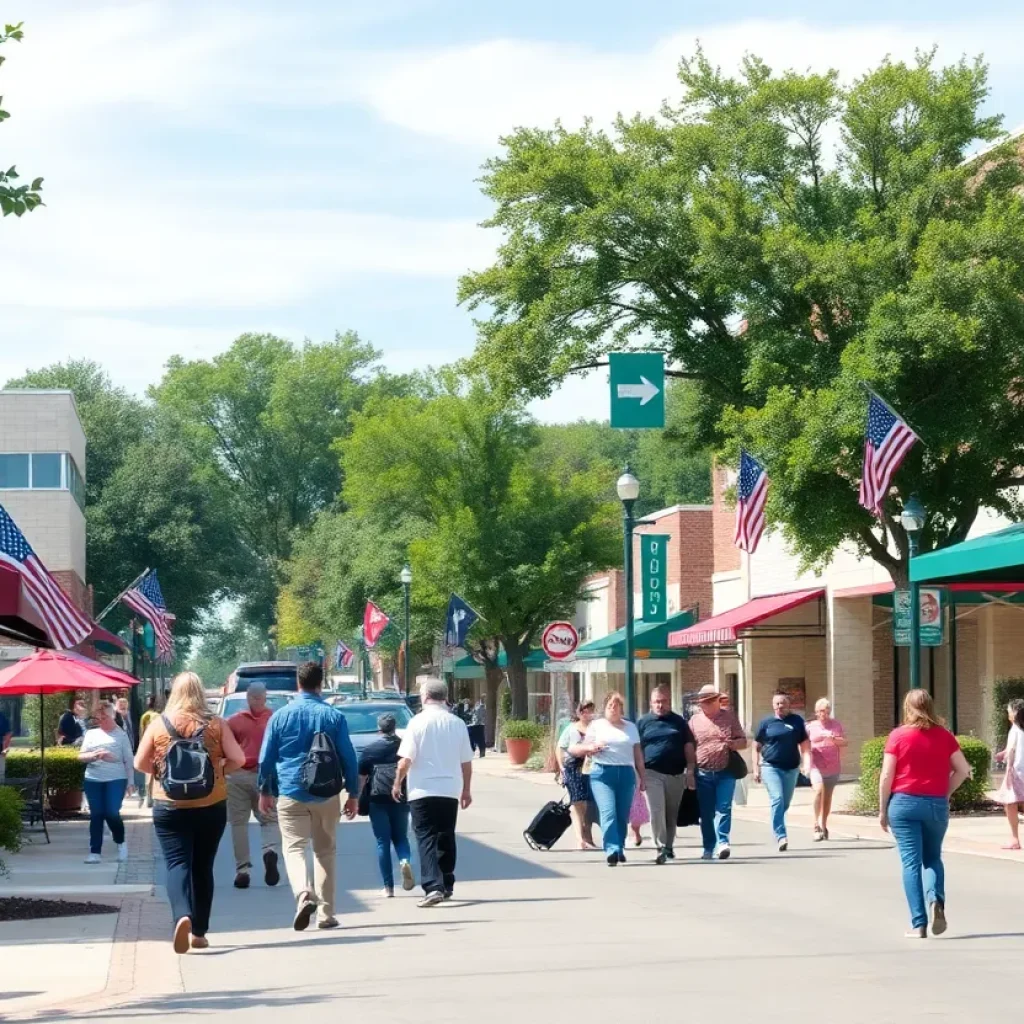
[900,494,927,692]
[617,467,640,721]
[400,564,412,698]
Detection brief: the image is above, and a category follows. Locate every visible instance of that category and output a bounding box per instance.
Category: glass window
[0,454,29,488]
[65,455,86,509]
[31,453,62,489]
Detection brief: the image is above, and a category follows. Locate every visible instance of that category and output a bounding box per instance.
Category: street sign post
[541,621,580,661]
[609,353,665,429]
[639,533,669,623]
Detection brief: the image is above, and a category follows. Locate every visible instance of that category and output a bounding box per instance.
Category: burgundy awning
[0,562,51,646]
[668,589,825,647]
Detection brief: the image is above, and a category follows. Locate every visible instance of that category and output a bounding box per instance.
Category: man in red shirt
[226,683,280,889]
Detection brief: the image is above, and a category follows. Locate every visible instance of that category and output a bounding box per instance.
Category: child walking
[994,699,1024,850]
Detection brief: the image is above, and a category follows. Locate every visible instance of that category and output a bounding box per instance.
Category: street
[10,770,1023,1023]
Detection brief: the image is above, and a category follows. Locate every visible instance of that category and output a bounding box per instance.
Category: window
[0,454,29,488]
[65,455,85,509]
[31,453,62,489]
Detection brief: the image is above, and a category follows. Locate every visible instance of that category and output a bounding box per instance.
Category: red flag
[363,600,390,648]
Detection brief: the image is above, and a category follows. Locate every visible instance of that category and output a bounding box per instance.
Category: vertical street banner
[640,534,670,623]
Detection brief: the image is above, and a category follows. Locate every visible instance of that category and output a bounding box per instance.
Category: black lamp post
[401,564,412,697]
[900,494,927,692]
[617,467,640,721]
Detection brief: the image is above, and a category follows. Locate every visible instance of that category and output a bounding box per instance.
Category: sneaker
[293,894,318,931]
[701,850,714,861]
[442,890,453,901]
[930,900,947,936]
[618,852,627,864]
[905,926,927,939]
[400,859,415,891]
[173,916,192,955]
[84,852,101,864]
[718,844,731,860]
[233,870,251,890]
[380,887,395,898]
[665,847,675,860]
[607,853,618,867]
[318,917,340,929]
[418,891,445,908]
[116,843,128,863]
[263,850,280,887]
[778,838,788,853]
[190,935,209,950]
[655,849,668,866]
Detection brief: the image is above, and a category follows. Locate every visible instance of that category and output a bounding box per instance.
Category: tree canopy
[0,23,43,217]
[461,49,1024,583]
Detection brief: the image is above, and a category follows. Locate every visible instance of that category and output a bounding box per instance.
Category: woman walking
[359,713,415,897]
[807,698,848,841]
[879,689,971,938]
[556,701,598,850]
[582,692,646,866]
[994,698,1024,850]
[753,692,810,852]
[135,671,245,954]
[78,702,135,864]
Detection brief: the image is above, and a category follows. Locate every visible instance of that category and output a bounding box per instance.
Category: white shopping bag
[733,777,748,806]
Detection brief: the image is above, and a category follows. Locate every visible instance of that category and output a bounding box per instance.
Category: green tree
[0,23,43,218]
[187,610,271,689]
[462,50,1024,585]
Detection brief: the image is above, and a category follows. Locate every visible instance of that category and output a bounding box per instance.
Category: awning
[911,523,1024,585]
[0,562,51,646]
[84,623,131,655]
[668,589,824,647]
[573,609,696,662]
[452,648,548,679]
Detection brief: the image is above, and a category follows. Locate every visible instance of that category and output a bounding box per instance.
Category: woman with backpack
[358,713,415,897]
[135,671,246,954]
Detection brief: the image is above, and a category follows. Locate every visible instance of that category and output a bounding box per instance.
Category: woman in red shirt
[879,689,971,938]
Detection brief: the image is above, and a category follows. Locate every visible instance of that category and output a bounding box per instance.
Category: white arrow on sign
[616,376,660,406]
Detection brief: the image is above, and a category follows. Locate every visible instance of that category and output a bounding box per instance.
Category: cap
[695,684,721,702]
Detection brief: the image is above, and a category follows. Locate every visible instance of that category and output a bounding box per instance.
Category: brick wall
[828,594,875,775]
[711,464,741,575]
[872,609,895,735]
[635,506,714,620]
[955,616,982,738]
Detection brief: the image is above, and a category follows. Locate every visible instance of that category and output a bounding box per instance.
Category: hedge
[854,733,992,813]
[991,678,1024,753]
[0,786,22,876]
[4,747,85,794]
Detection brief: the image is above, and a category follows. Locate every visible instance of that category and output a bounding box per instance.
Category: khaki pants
[277,795,340,922]
[227,770,279,871]
[646,770,687,852]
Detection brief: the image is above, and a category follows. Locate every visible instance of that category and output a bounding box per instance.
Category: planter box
[505,738,532,766]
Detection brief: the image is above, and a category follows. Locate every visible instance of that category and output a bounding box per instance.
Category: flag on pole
[121,570,174,660]
[859,392,919,514]
[445,594,480,649]
[363,600,390,648]
[733,450,769,554]
[335,639,354,670]
[0,502,93,649]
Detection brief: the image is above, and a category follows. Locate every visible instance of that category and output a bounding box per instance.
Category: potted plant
[502,720,544,766]
[6,748,86,813]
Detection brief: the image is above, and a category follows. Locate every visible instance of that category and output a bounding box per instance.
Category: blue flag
[445,594,479,649]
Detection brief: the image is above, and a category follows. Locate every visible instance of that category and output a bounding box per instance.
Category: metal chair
[1,775,49,844]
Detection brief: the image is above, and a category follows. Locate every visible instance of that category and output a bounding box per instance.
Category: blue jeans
[368,800,412,889]
[696,769,736,854]
[887,793,949,928]
[762,765,799,840]
[83,778,127,854]
[590,764,635,857]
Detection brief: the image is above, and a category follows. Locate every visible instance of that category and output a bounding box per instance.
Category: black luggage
[524,799,572,851]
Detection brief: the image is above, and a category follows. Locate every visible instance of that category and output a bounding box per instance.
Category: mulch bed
[0,898,118,922]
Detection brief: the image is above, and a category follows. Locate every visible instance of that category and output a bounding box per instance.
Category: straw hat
[695,684,721,703]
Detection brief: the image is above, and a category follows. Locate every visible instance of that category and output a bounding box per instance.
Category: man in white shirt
[393,679,473,908]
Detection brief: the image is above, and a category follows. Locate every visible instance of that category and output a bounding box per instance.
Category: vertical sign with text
[640,534,670,623]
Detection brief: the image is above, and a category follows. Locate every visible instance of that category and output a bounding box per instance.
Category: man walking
[754,692,811,852]
[637,685,696,865]
[258,662,359,931]
[469,697,487,758]
[226,682,280,889]
[393,679,473,908]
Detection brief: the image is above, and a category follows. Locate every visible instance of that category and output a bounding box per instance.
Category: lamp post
[900,494,927,692]
[400,564,412,697]
[617,467,640,721]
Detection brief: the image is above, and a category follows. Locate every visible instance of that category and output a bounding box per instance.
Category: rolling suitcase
[524,799,572,851]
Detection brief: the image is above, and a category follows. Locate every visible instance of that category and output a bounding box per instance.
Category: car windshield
[220,694,293,718]
[338,704,412,734]
[235,671,296,692]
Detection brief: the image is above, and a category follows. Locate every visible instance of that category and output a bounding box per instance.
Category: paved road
[25,772,1024,1022]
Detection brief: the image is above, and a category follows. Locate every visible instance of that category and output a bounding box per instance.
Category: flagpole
[95,567,150,625]
[858,382,925,442]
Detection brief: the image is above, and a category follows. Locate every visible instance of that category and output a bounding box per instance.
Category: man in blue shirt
[0,707,12,783]
[754,692,811,852]
[258,661,359,932]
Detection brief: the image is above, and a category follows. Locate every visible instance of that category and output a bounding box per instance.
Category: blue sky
[1,0,1022,421]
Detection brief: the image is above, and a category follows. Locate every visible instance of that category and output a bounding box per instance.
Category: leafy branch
[0,22,44,217]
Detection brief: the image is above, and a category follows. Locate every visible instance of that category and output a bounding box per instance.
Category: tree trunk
[505,639,529,720]
[484,665,502,747]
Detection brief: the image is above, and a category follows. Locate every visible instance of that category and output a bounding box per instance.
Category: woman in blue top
[754,692,811,852]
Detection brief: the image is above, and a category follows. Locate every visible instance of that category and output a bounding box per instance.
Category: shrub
[0,786,23,877]
[853,734,992,813]
[20,691,75,744]
[5,747,86,794]
[991,678,1024,752]
[501,719,546,747]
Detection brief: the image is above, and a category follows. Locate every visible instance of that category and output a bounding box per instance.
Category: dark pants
[410,796,459,896]
[368,799,412,889]
[153,801,228,938]
[83,778,127,854]
[469,724,486,757]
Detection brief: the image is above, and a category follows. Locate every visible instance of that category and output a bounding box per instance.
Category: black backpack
[301,729,344,798]
[160,715,215,801]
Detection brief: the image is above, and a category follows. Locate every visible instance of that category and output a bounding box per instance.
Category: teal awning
[452,648,548,679]
[911,524,1024,586]
[573,609,696,661]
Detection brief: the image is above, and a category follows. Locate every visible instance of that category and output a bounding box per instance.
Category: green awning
[452,648,548,679]
[911,524,1024,585]
[573,609,696,662]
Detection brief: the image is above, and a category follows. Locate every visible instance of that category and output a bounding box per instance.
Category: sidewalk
[473,752,1024,863]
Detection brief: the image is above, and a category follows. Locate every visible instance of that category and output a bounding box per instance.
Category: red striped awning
[668,589,824,647]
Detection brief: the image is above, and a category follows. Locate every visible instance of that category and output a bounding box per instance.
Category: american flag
[0,502,93,649]
[859,393,919,514]
[121,570,174,659]
[335,640,354,670]
[734,450,769,554]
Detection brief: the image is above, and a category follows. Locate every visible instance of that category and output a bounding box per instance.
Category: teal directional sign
[609,352,665,429]
[640,534,670,623]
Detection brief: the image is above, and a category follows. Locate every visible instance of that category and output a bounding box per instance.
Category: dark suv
[229,662,299,694]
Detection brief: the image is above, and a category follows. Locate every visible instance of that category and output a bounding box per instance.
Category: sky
[1,0,1023,423]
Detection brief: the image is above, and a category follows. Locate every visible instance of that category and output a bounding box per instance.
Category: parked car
[218,691,295,720]
[226,662,299,694]
[328,699,413,756]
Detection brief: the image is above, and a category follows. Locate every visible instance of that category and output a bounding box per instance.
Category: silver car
[329,699,413,756]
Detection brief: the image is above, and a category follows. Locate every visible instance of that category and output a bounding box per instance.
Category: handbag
[581,756,594,776]
[727,749,748,780]
[676,785,700,827]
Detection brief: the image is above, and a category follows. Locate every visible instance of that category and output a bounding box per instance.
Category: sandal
[813,825,824,843]
[1001,841,1021,850]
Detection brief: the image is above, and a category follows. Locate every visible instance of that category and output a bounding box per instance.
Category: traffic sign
[609,352,665,429]
[541,621,580,660]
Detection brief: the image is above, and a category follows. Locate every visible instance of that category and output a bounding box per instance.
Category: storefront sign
[640,534,670,623]
[894,588,944,647]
